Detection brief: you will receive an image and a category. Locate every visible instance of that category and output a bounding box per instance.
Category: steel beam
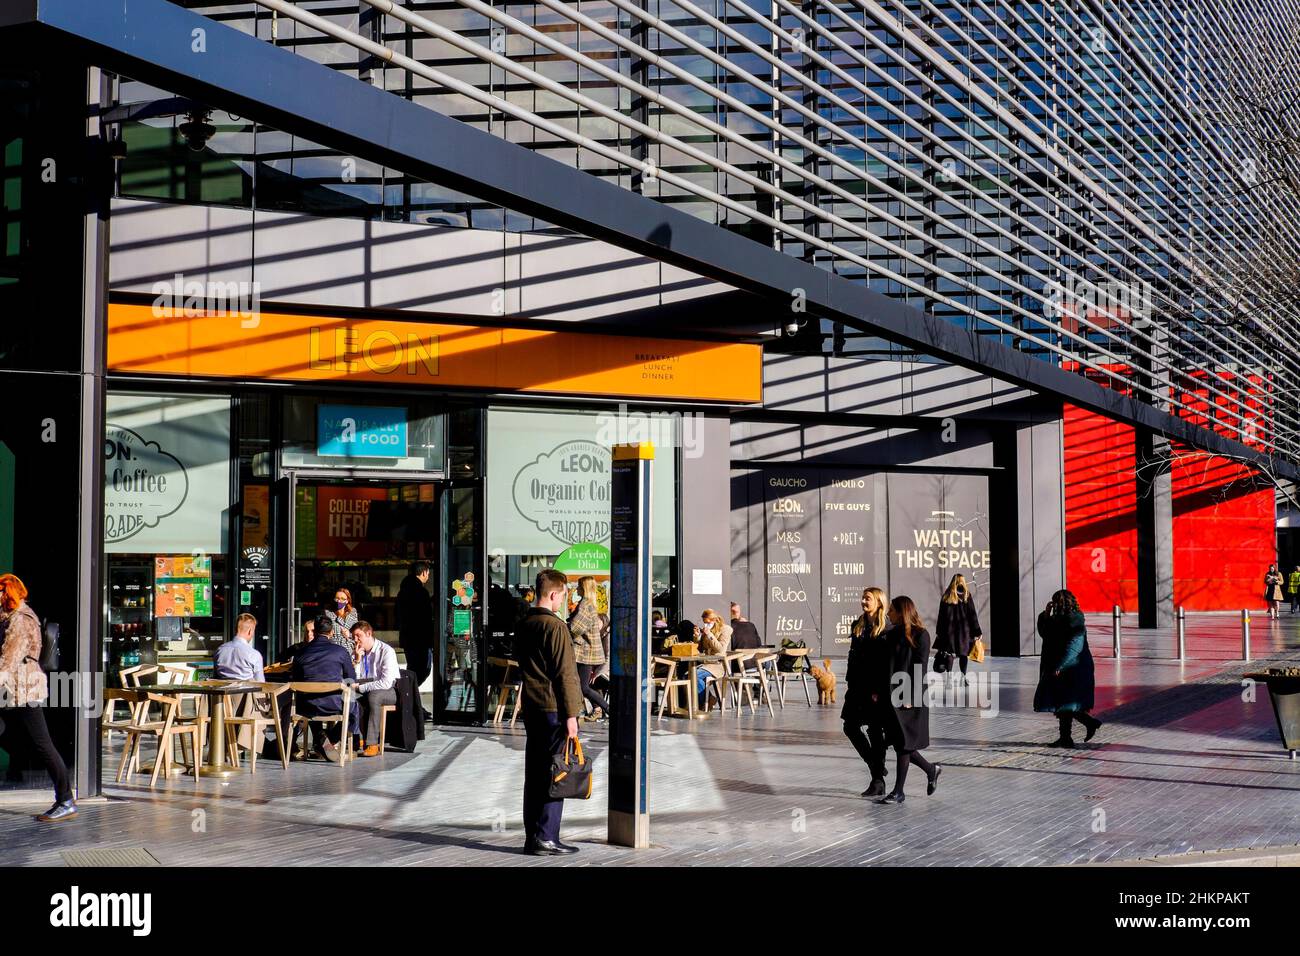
[7,0,1297,479]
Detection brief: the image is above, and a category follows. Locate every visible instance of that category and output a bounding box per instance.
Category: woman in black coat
[842,586,892,797]
[1034,589,1102,748]
[934,573,981,683]
[877,595,940,804]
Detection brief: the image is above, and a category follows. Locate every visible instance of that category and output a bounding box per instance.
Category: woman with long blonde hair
[695,608,733,709]
[934,573,982,684]
[569,575,609,720]
[842,586,892,797]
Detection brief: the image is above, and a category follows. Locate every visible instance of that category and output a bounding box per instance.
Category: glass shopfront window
[103,392,233,682]
[485,406,679,656]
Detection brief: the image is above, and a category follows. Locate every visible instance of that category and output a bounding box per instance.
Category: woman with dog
[842,587,892,798]
[934,573,982,684]
[877,595,940,804]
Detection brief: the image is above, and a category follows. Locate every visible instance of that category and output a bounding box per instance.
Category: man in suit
[396,561,435,720]
[285,614,358,763]
[515,568,583,856]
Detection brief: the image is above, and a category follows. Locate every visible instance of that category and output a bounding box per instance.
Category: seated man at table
[213,613,269,754]
[728,602,763,650]
[351,620,399,757]
[213,613,265,682]
[285,615,359,763]
[275,615,317,665]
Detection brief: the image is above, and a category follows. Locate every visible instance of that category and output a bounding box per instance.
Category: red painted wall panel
[1063,404,1139,611]
[1170,447,1275,611]
[1063,405,1277,612]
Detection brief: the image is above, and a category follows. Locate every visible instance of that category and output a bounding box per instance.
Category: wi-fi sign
[243,546,269,568]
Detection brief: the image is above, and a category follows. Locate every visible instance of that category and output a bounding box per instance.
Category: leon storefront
[102,299,760,721]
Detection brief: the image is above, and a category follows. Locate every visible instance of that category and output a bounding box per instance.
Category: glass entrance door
[289,478,439,647]
[269,470,485,724]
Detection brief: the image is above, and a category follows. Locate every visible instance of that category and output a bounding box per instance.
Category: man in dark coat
[1034,590,1101,748]
[285,614,359,762]
[728,602,763,650]
[515,568,583,856]
[396,561,435,720]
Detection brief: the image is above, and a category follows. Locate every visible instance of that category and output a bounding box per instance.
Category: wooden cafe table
[135,679,262,778]
[664,654,726,719]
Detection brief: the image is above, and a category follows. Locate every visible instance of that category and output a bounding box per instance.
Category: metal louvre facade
[151,1,1299,462]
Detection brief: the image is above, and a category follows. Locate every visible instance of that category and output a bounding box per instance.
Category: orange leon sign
[107,303,762,403]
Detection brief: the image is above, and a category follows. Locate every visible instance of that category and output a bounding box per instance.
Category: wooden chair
[722,651,762,715]
[103,665,164,777]
[377,703,397,753]
[108,689,201,787]
[222,682,291,772]
[487,657,523,725]
[651,656,692,721]
[749,651,778,716]
[776,647,815,707]
[288,682,354,767]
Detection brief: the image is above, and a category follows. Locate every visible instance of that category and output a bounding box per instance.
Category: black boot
[1080,713,1102,742]
[1049,714,1075,748]
[862,777,886,798]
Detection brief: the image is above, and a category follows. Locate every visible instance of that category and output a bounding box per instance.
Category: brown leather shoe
[360,744,382,758]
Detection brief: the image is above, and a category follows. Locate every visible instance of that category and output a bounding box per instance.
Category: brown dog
[809,658,837,704]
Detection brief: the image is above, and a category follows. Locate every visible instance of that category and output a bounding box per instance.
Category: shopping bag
[969,638,986,664]
[549,736,594,800]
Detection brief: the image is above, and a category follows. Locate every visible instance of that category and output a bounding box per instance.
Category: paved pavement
[1,615,1298,867]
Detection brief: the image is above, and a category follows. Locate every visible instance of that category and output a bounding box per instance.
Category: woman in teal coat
[1034,589,1102,748]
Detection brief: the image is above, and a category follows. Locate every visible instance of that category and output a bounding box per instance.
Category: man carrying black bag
[515,568,583,856]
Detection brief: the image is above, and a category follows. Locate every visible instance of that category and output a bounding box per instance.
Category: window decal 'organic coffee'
[103,425,189,545]
[511,439,612,547]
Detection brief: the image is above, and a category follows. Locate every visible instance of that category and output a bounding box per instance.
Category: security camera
[178,109,215,152]
[784,321,800,336]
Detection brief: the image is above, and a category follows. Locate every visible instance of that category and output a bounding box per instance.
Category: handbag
[932,650,952,673]
[549,737,595,800]
[969,638,986,663]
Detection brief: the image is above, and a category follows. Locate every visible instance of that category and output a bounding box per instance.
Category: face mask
[336,601,347,610]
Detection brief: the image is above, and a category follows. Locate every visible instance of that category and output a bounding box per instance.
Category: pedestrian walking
[568,575,609,721]
[1289,566,1300,614]
[1034,589,1102,748]
[876,595,941,804]
[396,561,435,720]
[934,573,982,685]
[0,574,76,822]
[842,586,892,798]
[514,568,583,856]
[1265,565,1285,619]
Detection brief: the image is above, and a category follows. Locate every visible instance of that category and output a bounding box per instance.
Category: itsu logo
[103,426,189,544]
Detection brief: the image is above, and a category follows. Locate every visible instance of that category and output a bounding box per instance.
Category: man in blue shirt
[284,614,359,762]
[213,613,265,681]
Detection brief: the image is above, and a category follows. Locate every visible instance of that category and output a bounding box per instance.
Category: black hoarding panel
[762,469,822,655]
[886,473,992,633]
[819,472,887,657]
